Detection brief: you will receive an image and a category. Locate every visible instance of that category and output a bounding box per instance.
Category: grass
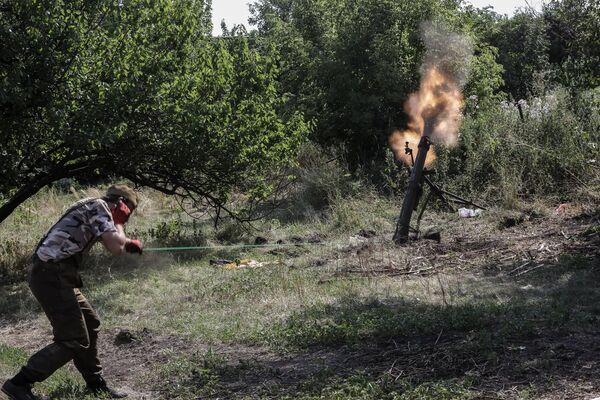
[1,185,599,399]
[264,296,574,349]
[0,344,96,399]
[153,347,478,400]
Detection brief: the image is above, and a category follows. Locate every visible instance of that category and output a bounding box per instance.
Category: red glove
[111,200,131,225]
[125,239,143,254]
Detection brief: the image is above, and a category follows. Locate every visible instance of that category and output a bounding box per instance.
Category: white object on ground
[458,208,483,218]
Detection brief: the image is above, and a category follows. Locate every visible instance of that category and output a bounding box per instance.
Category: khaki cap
[106,184,138,208]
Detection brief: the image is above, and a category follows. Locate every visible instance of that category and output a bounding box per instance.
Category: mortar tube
[393,118,434,244]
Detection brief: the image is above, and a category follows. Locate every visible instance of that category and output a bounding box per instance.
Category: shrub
[433,87,599,203]
[288,143,358,214]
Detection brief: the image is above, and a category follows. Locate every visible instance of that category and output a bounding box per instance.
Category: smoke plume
[390,22,473,166]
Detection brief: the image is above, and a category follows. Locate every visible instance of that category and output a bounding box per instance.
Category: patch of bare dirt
[335,208,599,279]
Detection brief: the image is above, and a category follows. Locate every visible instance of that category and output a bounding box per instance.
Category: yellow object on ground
[224,259,267,269]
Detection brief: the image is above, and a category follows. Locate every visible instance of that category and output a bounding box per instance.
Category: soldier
[2,185,143,400]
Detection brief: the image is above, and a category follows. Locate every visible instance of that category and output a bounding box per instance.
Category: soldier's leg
[15,261,90,384]
[72,289,103,385]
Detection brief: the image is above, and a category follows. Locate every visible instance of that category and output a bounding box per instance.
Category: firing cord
[143,241,334,252]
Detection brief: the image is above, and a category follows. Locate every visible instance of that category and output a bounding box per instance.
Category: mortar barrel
[393,118,435,243]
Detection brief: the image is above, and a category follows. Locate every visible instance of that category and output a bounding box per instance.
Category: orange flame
[390,66,464,167]
[389,129,433,167]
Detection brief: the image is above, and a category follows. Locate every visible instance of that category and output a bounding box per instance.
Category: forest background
[1,0,598,223]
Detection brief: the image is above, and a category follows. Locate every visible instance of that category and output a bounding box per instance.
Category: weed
[215,220,248,243]
[153,349,224,399]
[434,87,600,204]
[0,239,31,284]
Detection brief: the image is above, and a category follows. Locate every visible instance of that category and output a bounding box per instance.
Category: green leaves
[0,0,309,223]
[251,0,465,169]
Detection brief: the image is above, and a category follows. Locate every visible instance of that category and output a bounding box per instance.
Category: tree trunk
[0,172,65,225]
[0,157,100,225]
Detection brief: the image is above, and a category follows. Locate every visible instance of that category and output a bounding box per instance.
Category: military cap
[106,184,138,209]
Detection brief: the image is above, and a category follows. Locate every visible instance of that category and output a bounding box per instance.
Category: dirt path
[4,319,600,399]
[1,321,368,399]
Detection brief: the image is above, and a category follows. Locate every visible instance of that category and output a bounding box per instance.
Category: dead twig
[514,263,549,277]
[508,261,532,275]
[434,329,443,347]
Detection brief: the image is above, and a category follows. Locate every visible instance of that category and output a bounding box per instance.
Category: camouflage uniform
[19,198,117,386]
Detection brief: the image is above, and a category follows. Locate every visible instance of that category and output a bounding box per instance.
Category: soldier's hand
[125,239,143,255]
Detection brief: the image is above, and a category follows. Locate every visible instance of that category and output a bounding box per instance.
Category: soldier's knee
[88,317,101,332]
[60,336,91,353]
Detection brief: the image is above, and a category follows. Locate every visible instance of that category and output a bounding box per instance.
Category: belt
[32,253,80,266]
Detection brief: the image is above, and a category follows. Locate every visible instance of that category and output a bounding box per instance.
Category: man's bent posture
[2,185,143,400]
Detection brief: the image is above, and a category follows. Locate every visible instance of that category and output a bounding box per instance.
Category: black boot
[86,377,128,399]
[1,380,38,400]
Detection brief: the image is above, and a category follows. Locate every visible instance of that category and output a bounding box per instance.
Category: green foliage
[144,217,206,246]
[3,0,597,214]
[249,0,599,200]
[0,0,309,223]
[250,0,463,169]
[490,11,551,99]
[463,43,504,104]
[545,0,600,89]
[435,87,599,202]
[291,143,356,212]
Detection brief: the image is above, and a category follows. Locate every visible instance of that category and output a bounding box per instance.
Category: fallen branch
[508,261,532,275]
[514,263,548,276]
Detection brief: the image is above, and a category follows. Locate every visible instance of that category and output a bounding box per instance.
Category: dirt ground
[3,320,600,399]
[1,204,599,399]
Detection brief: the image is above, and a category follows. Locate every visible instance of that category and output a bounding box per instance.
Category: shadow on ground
[157,248,600,399]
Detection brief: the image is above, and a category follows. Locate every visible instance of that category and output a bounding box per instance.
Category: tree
[490,11,551,99]
[250,0,507,175]
[251,0,463,170]
[544,0,600,89]
[0,0,308,223]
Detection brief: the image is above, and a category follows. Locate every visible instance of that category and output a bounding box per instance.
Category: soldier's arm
[101,224,129,256]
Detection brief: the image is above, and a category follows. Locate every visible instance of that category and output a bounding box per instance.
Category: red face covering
[111,200,131,225]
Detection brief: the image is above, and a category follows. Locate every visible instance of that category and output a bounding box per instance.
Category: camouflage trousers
[19,255,103,385]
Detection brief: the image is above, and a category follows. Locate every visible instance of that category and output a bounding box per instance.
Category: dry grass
[0,185,599,399]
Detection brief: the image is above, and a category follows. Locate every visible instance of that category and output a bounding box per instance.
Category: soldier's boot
[86,377,128,399]
[1,380,38,400]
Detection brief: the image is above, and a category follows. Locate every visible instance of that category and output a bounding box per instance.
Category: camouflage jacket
[36,198,117,262]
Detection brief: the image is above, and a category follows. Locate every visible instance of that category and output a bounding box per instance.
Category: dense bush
[292,143,357,211]
[432,87,599,203]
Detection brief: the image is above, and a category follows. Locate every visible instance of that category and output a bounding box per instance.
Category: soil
[1,205,599,399]
[3,322,600,399]
[336,205,600,280]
